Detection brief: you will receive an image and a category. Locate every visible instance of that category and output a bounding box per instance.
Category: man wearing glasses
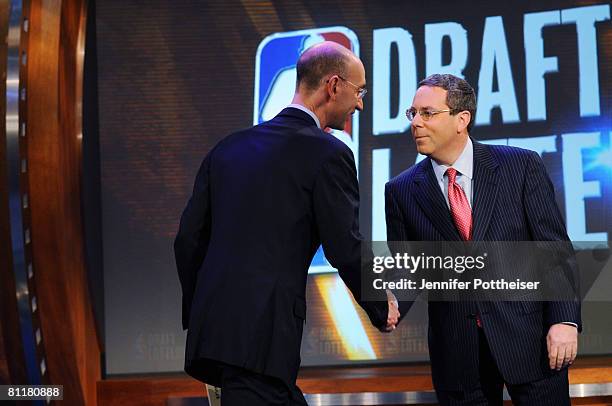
[175,41,398,406]
[385,74,580,405]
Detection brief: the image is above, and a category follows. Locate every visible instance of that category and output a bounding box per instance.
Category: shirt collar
[431,137,474,181]
[287,104,321,129]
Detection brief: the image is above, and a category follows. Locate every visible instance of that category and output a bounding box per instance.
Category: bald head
[296,41,356,92]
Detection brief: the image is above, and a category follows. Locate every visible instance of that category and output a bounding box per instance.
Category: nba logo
[254,27,361,273]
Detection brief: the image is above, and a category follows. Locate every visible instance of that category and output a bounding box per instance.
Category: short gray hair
[419,74,476,132]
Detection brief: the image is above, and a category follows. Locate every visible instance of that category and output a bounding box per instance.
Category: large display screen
[96,0,611,374]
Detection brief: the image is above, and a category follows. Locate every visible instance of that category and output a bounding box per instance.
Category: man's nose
[411,112,424,127]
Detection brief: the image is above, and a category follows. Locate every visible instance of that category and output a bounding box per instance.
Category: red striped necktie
[446,168,472,241]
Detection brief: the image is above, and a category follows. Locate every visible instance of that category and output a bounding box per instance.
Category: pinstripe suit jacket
[385,139,581,390]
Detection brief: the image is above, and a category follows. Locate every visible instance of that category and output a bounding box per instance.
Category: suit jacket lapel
[471,140,499,241]
[413,159,462,241]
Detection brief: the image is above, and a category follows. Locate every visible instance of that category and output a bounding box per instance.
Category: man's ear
[457,110,471,133]
[326,75,340,100]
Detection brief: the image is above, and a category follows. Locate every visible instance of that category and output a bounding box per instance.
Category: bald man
[175,42,399,405]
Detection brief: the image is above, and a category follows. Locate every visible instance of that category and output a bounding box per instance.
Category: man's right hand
[382,293,400,332]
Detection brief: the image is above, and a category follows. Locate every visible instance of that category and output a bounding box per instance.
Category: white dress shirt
[431,137,473,208]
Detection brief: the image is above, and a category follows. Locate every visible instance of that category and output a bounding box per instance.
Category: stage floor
[97,356,612,405]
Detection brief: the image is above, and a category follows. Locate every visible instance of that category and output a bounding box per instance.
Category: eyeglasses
[406,108,452,121]
[331,75,368,99]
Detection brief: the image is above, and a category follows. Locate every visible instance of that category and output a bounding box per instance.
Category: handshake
[381,290,400,332]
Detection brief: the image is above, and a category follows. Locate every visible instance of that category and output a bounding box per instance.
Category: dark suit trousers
[436,328,570,406]
[220,364,307,406]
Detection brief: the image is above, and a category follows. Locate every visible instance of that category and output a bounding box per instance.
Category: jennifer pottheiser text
[373,278,541,291]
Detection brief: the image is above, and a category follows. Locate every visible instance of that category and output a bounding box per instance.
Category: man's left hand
[547,323,578,370]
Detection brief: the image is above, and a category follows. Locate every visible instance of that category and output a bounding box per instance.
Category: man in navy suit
[175,41,399,405]
[385,74,580,405]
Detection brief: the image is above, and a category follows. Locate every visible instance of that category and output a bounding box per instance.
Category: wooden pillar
[24,0,100,403]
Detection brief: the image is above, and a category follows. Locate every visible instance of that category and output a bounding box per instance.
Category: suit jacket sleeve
[384,182,416,320]
[522,151,582,330]
[174,153,213,330]
[313,145,388,330]
[385,182,409,241]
